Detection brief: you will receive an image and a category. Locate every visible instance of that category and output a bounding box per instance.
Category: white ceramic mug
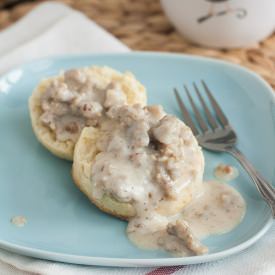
[161,0,275,48]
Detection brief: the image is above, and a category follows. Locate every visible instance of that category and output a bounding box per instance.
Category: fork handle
[228,147,275,218]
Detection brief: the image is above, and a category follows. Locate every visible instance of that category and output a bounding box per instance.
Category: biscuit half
[72,126,204,220]
[29,66,147,161]
[72,127,136,220]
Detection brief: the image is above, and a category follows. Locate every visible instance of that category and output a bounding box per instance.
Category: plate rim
[0,52,274,267]
[0,218,272,267]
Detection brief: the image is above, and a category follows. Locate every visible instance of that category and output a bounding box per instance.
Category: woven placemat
[0,0,274,89]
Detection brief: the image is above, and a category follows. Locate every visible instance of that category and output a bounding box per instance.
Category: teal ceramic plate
[0,53,274,267]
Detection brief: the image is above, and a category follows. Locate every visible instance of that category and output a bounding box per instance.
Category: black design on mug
[197,0,247,23]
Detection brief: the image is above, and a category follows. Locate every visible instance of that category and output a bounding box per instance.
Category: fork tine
[193,83,219,130]
[184,85,209,133]
[201,80,229,127]
[173,88,199,136]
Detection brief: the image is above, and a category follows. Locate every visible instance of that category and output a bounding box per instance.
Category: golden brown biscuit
[72,105,204,220]
[72,127,136,220]
[29,66,147,161]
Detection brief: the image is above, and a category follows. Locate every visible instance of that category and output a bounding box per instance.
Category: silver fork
[174,80,275,218]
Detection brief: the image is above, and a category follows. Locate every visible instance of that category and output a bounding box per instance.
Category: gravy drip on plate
[11,216,27,227]
[91,104,246,257]
[128,181,245,256]
[214,163,239,182]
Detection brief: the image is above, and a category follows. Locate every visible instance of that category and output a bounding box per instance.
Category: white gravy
[11,216,27,227]
[182,180,245,238]
[214,164,239,182]
[40,68,128,142]
[128,180,245,256]
[90,104,245,257]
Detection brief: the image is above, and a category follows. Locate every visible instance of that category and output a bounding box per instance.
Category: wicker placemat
[0,0,274,89]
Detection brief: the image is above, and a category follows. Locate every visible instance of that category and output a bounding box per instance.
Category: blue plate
[0,52,274,267]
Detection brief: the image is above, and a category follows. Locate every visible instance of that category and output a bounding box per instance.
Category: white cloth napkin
[0,2,274,274]
[0,2,129,74]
